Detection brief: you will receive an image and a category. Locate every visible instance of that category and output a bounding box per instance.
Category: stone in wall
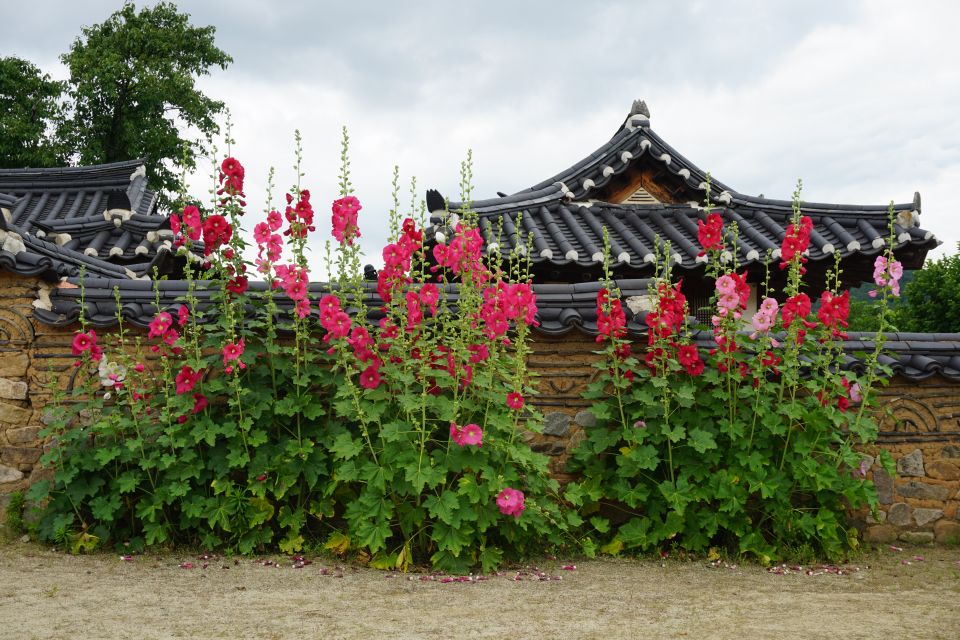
[896,449,925,477]
[899,531,935,544]
[887,502,912,526]
[0,401,31,426]
[926,460,960,481]
[574,410,597,429]
[872,468,894,504]
[0,464,24,484]
[0,354,28,378]
[5,426,40,445]
[0,378,27,400]
[896,481,951,501]
[543,412,571,437]
[913,508,943,527]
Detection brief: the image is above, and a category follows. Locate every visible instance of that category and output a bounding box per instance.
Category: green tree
[895,246,960,332]
[59,1,232,202]
[0,57,67,168]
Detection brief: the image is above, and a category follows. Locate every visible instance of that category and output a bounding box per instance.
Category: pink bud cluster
[253,211,284,275]
[377,218,422,303]
[284,190,315,238]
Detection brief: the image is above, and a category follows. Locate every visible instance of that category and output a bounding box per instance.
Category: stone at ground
[896,449,924,476]
[925,459,960,481]
[896,481,950,501]
[574,410,596,429]
[887,502,912,526]
[872,468,894,504]
[898,531,935,544]
[934,520,960,544]
[863,524,899,543]
[0,401,32,426]
[0,377,28,400]
[5,426,40,445]
[0,464,24,483]
[912,508,943,527]
[543,412,571,437]
[866,509,887,524]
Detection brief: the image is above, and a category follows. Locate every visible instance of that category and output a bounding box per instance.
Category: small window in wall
[622,186,659,205]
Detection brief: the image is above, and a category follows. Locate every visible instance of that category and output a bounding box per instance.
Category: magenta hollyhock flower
[222,339,245,368]
[449,422,465,446]
[496,487,525,518]
[359,363,382,389]
[177,304,189,327]
[71,330,95,356]
[148,312,173,339]
[192,393,208,414]
[506,392,525,410]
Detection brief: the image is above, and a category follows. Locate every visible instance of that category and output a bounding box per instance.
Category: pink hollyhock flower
[253,221,272,245]
[148,312,173,339]
[192,393,208,414]
[221,157,243,177]
[182,205,202,237]
[468,343,490,363]
[634,420,646,429]
[331,196,361,244]
[418,283,440,313]
[175,365,202,395]
[267,210,283,232]
[134,363,145,373]
[715,275,737,296]
[359,363,382,389]
[506,392,525,410]
[450,422,483,447]
[177,304,189,327]
[162,328,179,347]
[459,423,483,446]
[222,339,245,367]
[496,488,525,519]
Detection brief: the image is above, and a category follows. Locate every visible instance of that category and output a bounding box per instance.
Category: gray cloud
[4,0,958,275]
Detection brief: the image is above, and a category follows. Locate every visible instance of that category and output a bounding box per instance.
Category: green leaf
[688,428,717,453]
[330,432,363,460]
[590,516,610,534]
[425,491,460,527]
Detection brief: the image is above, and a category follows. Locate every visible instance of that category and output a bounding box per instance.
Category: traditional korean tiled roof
[0,159,178,281]
[34,277,653,338]
[429,101,938,281]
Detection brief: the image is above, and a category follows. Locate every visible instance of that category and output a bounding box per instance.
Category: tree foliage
[58,1,232,201]
[895,247,960,332]
[0,57,67,168]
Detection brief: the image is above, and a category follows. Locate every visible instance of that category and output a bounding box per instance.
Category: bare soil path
[1,540,958,639]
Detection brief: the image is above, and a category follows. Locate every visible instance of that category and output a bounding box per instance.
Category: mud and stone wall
[1,270,959,544]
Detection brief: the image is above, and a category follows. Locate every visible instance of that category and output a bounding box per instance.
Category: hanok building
[430,100,938,321]
[1,105,959,542]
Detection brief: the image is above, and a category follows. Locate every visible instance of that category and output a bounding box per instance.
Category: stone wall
[2,270,959,544]
[525,333,960,545]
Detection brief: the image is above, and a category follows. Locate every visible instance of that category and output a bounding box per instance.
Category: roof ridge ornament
[630,99,650,119]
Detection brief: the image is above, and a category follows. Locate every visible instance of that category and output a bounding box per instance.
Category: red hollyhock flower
[202,215,233,250]
[779,216,813,269]
[175,365,202,395]
[781,293,812,329]
[697,212,724,252]
[226,275,248,295]
[506,392,525,410]
[817,290,850,333]
[192,393,208,414]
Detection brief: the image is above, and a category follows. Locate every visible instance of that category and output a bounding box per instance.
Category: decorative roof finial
[630,99,650,119]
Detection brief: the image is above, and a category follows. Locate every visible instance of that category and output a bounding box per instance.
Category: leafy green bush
[565,192,899,562]
[29,137,569,572]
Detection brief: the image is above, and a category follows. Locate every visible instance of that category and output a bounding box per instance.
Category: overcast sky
[5,0,959,276]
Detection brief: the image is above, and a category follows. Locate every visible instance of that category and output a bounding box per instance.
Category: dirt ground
[0,540,958,640]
